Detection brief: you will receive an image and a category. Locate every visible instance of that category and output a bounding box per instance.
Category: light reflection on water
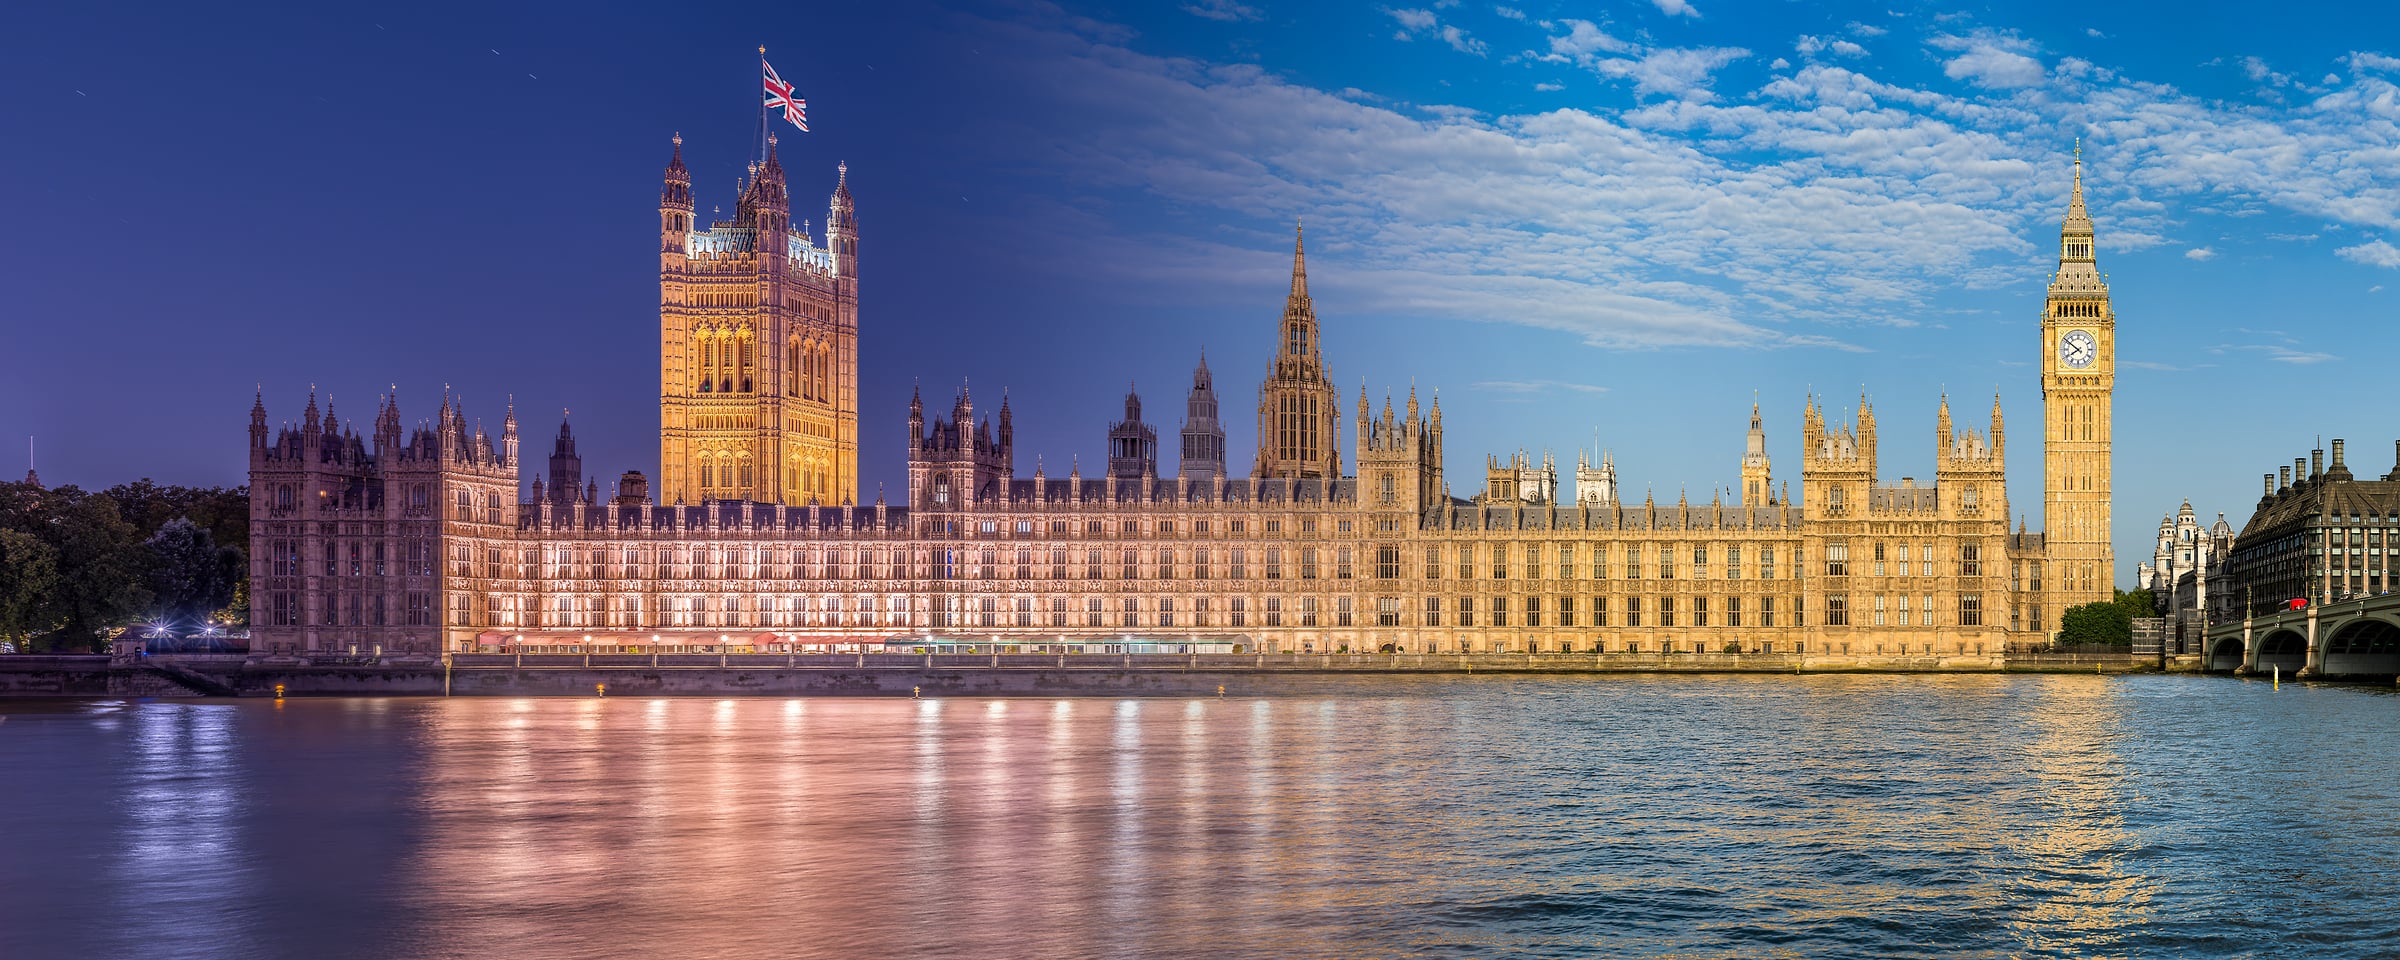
[3,675,2399,959]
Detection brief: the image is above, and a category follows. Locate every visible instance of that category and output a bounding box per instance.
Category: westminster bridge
[2207,593,2400,677]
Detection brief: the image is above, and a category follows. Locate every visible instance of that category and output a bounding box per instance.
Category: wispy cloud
[2337,239,2400,268]
[1928,30,2045,88]
[1795,35,1867,58]
[969,10,2400,352]
[1182,0,1262,23]
[1652,0,1699,17]
[2219,342,2338,364]
[1387,7,1486,55]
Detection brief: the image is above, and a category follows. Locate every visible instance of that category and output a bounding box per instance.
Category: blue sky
[4,0,2397,585]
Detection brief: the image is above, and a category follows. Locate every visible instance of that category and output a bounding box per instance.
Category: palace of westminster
[244,136,2126,661]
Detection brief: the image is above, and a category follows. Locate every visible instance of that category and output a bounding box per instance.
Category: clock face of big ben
[2058,329,2098,369]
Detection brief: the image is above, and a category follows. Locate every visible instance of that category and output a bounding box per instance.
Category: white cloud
[2337,239,2400,268]
[1534,82,1564,91]
[1441,24,1488,56]
[2086,27,2106,38]
[1847,21,1887,38]
[1543,21,1744,100]
[1182,0,1262,21]
[963,8,2400,352]
[1588,45,1750,99]
[1796,35,1867,58]
[1494,5,1525,20]
[2348,51,2400,74]
[1769,57,1790,70]
[1388,8,1484,55]
[1548,20,1631,58]
[2374,284,2386,292]
[2184,246,2216,261]
[1652,0,1699,17]
[1930,31,2045,89]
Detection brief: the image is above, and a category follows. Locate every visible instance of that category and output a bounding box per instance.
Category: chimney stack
[2280,465,2292,491]
[2312,447,2324,481]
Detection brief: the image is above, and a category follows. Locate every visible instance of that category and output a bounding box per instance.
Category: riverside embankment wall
[0,652,2176,698]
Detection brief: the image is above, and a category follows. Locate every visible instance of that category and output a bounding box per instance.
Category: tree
[0,529,63,644]
[145,518,243,628]
[2114,588,2160,619]
[2057,599,2134,647]
[39,493,151,651]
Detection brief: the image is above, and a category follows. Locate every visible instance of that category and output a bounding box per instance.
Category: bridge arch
[2324,619,2400,676]
[2256,629,2308,673]
[2207,636,2246,673]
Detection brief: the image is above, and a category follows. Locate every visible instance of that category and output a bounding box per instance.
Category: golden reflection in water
[2006,676,2160,954]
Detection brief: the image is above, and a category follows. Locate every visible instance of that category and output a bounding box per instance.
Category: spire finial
[672,131,682,147]
[1289,218,1309,299]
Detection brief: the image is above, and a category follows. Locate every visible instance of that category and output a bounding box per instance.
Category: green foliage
[2114,588,2160,619]
[0,529,63,643]
[44,494,151,651]
[0,480,249,651]
[144,518,243,626]
[2058,599,2134,647]
[105,480,249,560]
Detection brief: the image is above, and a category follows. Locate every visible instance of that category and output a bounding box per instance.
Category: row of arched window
[788,339,836,402]
[695,327,755,394]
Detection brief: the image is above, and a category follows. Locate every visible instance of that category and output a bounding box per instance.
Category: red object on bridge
[2289,598,2308,610]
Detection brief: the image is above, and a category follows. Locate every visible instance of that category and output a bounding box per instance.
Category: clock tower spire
[2039,140,2116,635]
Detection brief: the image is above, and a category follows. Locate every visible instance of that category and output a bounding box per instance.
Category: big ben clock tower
[2040,143,2116,634]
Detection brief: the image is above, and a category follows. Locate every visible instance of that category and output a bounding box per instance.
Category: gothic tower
[1254,222,1342,480]
[547,413,583,506]
[658,136,859,506]
[1179,354,1227,483]
[2039,144,2117,627]
[1741,401,1772,507]
[1108,384,1159,481]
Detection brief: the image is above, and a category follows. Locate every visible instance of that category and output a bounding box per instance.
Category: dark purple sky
[3,0,1098,499]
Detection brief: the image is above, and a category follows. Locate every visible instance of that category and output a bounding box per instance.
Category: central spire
[1289,218,1309,300]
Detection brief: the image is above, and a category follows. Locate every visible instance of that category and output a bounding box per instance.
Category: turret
[250,389,269,452]
[500,397,519,467]
[998,391,1015,474]
[908,383,924,453]
[1108,383,1158,481]
[736,136,791,233]
[1179,353,1227,483]
[1989,391,2006,460]
[828,161,857,281]
[548,413,583,506]
[660,133,693,255]
[1741,400,1770,506]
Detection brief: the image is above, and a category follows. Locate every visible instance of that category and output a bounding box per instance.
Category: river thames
[3,675,2396,959]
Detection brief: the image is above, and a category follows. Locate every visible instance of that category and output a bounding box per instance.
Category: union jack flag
[763,59,807,132]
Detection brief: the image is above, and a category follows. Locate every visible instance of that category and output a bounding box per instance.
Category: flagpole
[756,44,770,169]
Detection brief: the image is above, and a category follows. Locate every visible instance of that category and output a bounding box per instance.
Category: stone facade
[247,145,2129,662]
[656,137,860,509]
[2219,439,2400,618]
[2138,499,2236,652]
